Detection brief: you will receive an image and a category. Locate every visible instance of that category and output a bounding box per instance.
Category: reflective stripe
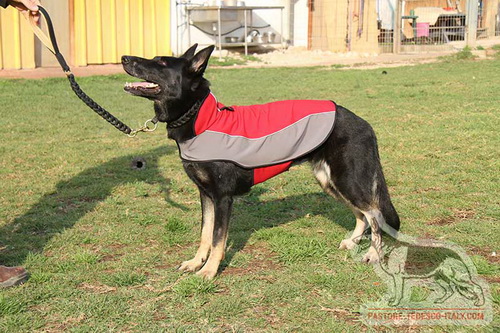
[179,111,336,168]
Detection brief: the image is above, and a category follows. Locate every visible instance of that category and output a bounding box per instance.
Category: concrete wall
[293,0,309,47]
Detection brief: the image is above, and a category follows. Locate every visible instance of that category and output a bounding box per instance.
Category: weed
[173,276,219,297]
[440,46,477,62]
[101,272,147,287]
[0,296,26,316]
[209,54,261,66]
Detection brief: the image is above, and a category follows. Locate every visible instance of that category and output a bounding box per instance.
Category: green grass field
[0,55,499,332]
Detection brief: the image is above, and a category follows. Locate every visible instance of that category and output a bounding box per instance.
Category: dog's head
[121,44,215,123]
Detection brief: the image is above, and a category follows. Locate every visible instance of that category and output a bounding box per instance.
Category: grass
[0,56,499,331]
[440,46,477,62]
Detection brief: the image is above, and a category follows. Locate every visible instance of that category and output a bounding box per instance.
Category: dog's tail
[381,199,400,232]
[375,170,400,234]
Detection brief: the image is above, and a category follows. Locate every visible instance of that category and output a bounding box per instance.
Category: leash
[27,7,158,137]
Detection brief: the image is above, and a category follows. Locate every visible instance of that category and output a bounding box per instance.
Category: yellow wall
[0,0,170,69]
[0,7,36,69]
[74,0,171,66]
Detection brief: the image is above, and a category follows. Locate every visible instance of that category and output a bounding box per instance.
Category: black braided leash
[36,7,157,137]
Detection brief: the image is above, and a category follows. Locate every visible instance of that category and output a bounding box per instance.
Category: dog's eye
[157,59,168,66]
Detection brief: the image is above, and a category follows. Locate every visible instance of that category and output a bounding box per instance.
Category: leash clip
[127,118,159,138]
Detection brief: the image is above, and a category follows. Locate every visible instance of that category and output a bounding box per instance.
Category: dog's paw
[362,246,381,264]
[196,267,217,280]
[339,238,357,250]
[178,258,204,272]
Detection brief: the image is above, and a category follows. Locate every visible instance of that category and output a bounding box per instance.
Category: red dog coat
[178,93,336,185]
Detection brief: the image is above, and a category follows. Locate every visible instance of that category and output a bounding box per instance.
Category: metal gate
[378,0,498,53]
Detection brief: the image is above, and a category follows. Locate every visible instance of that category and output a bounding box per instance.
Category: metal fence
[379,0,499,53]
[306,0,499,55]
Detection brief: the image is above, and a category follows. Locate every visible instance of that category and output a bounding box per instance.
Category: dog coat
[178,93,336,185]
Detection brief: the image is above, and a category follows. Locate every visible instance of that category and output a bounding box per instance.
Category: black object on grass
[131,157,147,170]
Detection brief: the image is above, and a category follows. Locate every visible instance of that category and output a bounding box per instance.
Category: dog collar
[167,93,210,129]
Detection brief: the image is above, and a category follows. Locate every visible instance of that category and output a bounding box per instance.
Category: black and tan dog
[121,44,400,279]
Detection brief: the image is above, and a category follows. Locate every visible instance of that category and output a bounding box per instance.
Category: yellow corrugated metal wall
[74,0,171,66]
[0,7,36,69]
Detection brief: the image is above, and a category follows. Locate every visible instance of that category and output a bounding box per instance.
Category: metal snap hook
[127,118,158,137]
[143,118,158,132]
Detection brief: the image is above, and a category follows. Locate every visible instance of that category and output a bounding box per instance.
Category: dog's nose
[121,56,131,64]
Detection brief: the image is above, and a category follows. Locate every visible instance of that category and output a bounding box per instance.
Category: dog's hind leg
[196,195,233,279]
[359,209,384,263]
[311,106,400,263]
[311,162,386,263]
[313,161,370,251]
[179,191,215,272]
[339,210,368,250]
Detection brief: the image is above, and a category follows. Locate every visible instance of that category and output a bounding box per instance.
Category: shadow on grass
[0,146,181,266]
[220,187,354,272]
[1,145,354,272]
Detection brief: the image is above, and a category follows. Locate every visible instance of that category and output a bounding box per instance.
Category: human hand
[8,0,41,23]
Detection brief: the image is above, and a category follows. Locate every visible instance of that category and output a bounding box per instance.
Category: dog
[121,44,400,279]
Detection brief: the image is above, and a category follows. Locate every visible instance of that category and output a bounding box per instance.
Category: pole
[466,0,478,47]
[393,0,402,54]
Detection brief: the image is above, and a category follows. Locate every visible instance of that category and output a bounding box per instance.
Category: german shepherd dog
[121,44,400,279]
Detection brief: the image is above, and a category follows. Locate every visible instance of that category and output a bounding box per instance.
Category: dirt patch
[468,245,499,265]
[0,63,124,79]
[413,186,442,194]
[99,253,123,262]
[483,275,500,284]
[223,243,283,277]
[427,208,475,226]
[214,46,452,70]
[78,281,117,294]
[251,305,282,328]
[319,305,360,323]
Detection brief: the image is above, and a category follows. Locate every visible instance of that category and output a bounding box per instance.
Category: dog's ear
[188,45,215,76]
[180,44,198,59]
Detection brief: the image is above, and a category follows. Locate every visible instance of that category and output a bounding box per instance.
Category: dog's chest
[178,93,336,185]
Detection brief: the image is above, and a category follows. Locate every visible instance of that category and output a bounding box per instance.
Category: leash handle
[36,7,71,73]
[24,7,158,137]
[27,9,54,54]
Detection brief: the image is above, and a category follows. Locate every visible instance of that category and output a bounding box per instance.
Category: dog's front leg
[196,195,233,279]
[179,191,214,272]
